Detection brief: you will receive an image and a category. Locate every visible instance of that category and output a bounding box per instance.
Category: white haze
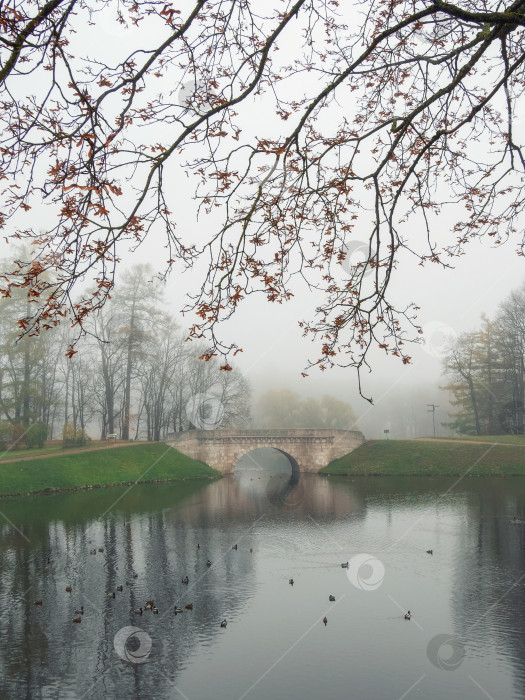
[3,2,524,439]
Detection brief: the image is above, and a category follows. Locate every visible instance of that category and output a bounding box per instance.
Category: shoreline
[4,469,523,499]
[3,438,525,498]
[0,443,221,497]
[322,471,525,477]
[0,474,220,499]
[321,439,525,477]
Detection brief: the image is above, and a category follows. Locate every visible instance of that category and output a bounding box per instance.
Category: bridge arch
[234,446,300,478]
[273,448,300,477]
[165,428,365,474]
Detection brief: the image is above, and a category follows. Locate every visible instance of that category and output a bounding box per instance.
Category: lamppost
[427,404,439,438]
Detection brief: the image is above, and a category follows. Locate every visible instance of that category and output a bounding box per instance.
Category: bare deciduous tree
[1,0,525,398]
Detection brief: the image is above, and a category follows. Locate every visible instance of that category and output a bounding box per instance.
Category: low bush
[26,422,48,449]
[0,422,13,451]
[62,422,87,448]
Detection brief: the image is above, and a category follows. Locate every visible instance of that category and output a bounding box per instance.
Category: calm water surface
[1,460,525,699]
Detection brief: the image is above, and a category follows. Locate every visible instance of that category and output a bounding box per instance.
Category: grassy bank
[322,440,525,476]
[0,443,220,496]
[0,440,138,462]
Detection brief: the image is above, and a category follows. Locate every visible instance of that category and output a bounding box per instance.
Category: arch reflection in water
[265,472,305,511]
[233,448,361,516]
[234,447,304,510]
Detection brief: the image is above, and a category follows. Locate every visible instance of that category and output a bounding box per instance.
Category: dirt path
[411,437,525,447]
[0,441,149,464]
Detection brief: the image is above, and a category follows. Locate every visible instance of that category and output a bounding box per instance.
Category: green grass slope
[322,440,525,476]
[0,443,220,496]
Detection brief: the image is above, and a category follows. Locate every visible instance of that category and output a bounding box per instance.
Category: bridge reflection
[177,472,365,520]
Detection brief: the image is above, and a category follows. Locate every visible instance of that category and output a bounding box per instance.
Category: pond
[1,452,524,699]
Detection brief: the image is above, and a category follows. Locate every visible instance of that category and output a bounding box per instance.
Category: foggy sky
[3,1,524,439]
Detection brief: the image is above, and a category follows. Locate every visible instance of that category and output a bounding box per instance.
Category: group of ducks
[131,599,195,616]
[46,542,235,627]
[124,544,245,626]
[105,574,139,601]
[72,606,84,623]
[318,554,432,624]
[288,565,340,626]
[36,591,85,623]
[36,542,428,628]
[127,544,248,627]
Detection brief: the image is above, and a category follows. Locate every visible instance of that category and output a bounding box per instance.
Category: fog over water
[153,233,520,437]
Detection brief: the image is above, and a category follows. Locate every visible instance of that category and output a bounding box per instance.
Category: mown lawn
[0,443,220,496]
[1,445,71,461]
[0,440,134,462]
[322,440,525,476]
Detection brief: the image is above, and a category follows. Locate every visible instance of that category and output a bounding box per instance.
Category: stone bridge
[165,428,365,474]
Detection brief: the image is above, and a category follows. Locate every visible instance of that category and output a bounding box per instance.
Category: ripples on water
[0,467,524,700]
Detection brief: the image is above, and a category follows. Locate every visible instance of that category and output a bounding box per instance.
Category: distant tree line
[0,263,250,446]
[256,390,357,430]
[442,282,525,435]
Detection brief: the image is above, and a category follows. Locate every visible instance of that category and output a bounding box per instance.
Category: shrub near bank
[0,421,48,451]
[0,422,12,451]
[26,422,48,449]
[62,422,87,448]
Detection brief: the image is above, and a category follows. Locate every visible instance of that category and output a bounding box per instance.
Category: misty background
[0,7,525,439]
[2,239,523,442]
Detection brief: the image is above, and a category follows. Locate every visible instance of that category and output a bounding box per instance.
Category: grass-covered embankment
[0,441,123,462]
[0,443,220,496]
[322,439,525,476]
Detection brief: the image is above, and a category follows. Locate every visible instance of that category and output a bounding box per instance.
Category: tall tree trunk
[22,342,30,426]
[41,370,47,424]
[101,353,114,435]
[71,374,77,430]
[122,302,136,441]
[513,348,524,434]
[64,361,70,427]
[467,377,481,435]
[101,405,107,439]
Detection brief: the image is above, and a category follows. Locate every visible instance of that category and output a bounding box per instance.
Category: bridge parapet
[166,428,365,474]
